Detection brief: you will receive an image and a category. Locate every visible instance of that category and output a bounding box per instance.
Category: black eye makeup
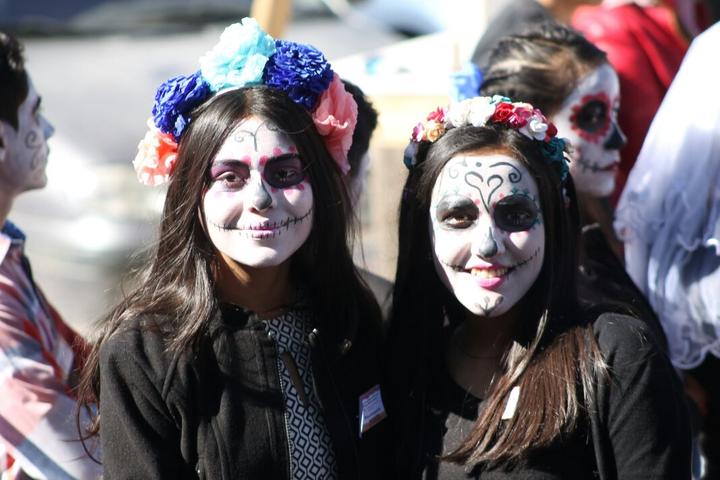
[263,154,306,189]
[435,195,479,229]
[493,194,539,232]
[575,99,609,133]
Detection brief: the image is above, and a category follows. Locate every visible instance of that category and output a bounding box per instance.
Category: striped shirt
[0,221,101,479]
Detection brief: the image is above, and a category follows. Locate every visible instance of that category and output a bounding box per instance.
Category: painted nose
[471,226,501,259]
[248,177,273,212]
[41,115,55,140]
[603,122,626,150]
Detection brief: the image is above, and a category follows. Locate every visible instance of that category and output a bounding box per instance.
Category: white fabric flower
[466,97,496,127]
[519,115,549,141]
[446,100,471,127]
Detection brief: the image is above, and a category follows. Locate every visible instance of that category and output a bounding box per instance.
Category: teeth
[470,267,508,278]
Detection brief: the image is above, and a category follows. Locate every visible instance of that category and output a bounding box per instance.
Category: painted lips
[469,266,510,290]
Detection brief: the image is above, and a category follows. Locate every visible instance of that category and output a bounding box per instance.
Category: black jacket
[99,306,389,479]
[386,313,691,479]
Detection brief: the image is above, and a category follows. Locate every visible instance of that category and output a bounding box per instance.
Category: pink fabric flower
[412,122,426,142]
[426,106,446,123]
[312,74,358,175]
[133,119,179,186]
[507,105,533,128]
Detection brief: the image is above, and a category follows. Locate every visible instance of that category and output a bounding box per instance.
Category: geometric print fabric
[264,309,338,480]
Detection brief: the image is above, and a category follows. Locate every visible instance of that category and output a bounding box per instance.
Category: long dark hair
[386,125,607,469]
[77,86,380,439]
[480,23,607,116]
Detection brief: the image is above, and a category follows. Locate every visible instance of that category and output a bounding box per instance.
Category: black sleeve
[593,314,691,480]
[99,329,186,479]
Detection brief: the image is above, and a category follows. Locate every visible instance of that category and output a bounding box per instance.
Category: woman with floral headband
[384,95,690,478]
[76,18,387,479]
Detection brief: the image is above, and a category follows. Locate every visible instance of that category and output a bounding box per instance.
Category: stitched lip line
[211,207,313,236]
[441,246,541,274]
[576,157,618,173]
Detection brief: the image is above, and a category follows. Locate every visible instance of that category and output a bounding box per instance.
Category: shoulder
[591,312,673,380]
[99,314,189,397]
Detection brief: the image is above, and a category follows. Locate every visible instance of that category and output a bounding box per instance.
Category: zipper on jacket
[318,342,361,479]
[267,327,293,480]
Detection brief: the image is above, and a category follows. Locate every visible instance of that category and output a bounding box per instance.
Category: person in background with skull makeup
[383,95,690,478]
[478,23,667,349]
[76,19,388,479]
[0,32,102,479]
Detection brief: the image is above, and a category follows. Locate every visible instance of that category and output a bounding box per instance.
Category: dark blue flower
[262,40,334,110]
[152,71,211,141]
[542,137,569,181]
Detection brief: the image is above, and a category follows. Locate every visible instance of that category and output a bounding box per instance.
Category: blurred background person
[479,23,665,347]
[341,79,393,320]
[571,0,700,205]
[615,21,720,479]
[0,31,101,479]
[470,0,604,70]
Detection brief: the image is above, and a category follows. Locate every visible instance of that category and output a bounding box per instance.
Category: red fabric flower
[490,102,514,123]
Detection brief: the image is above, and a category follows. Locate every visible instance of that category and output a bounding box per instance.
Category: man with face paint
[0,32,102,479]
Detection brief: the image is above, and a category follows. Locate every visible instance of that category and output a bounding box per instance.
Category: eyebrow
[212,153,301,167]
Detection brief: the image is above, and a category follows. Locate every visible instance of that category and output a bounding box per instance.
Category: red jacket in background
[572,4,688,205]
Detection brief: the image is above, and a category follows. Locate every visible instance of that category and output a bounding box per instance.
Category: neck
[215,253,295,315]
[455,307,518,359]
[535,0,578,23]
[0,195,12,228]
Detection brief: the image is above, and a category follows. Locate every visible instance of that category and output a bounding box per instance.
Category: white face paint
[553,63,625,197]
[0,78,54,195]
[202,116,314,268]
[430,153,545,317]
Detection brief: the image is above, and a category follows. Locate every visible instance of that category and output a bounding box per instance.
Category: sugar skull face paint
[430,153,545,317]
[0,78,54,194]
[202,116,313,268]
[553,63,626,197]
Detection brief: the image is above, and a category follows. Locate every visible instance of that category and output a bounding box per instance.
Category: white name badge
[359,384,387,437]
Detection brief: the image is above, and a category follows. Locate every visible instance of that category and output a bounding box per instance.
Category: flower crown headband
[133,17,358,186]
[404,95,569,182]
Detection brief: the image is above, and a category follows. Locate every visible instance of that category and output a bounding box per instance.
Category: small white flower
[466,97,496,127]
[520,115,549,141]
[446,100,471,127]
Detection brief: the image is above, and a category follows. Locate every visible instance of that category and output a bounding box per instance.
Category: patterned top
[0,221,101,479]
[263,308,337,480]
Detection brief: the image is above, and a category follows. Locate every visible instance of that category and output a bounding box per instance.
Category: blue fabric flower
[152,71,211,140]
[199,18,276,92]
[449,62,483,102]
[262,40,334,110]
[542,137,569,180]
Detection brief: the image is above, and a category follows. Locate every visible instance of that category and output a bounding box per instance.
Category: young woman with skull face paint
[76,20,387,480]
[384,97,690,479]
[478,23,667,350]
